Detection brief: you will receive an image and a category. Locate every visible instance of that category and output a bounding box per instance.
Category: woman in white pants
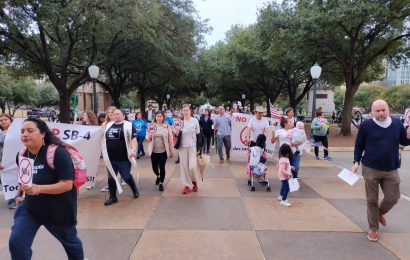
[177,104,200,194]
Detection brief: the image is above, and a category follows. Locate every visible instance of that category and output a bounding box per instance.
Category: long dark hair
[279,143,293,159]
[24,118,64,146]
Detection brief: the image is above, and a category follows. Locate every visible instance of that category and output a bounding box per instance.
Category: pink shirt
[277,157,292,180]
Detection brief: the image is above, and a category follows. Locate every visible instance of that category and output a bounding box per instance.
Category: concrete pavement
[1,151,409,259]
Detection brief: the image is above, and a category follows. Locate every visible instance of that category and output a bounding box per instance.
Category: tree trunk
[139,88,146,117]
[340,84,358,136]
[112,91,121,109]
[0,104,5,114]
[58,91,71,123]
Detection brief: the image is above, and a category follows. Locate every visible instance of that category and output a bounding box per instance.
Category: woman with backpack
[145,111,175,192]
[9,118,84,260]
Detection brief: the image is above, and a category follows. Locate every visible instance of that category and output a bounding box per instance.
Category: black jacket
[199,115,213,135]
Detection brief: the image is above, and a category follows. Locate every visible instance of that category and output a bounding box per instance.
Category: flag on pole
[72,93,78,123]
[269,99,281,119]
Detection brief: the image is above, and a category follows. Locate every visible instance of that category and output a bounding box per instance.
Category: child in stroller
[247,134,271,192]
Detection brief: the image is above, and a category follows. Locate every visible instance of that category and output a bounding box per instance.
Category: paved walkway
[1,151,409,259]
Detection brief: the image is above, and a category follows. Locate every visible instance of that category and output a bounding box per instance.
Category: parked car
[27,108,42,118]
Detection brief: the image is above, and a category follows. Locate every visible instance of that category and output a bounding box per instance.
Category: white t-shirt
[247,117,270,142]
[181,117,200,148]
[275,128,293,148]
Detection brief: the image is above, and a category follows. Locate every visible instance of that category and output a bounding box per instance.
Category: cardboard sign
[231,113,279,157]
[147,123,157,134]
[18,156,34,187]
[173,119,184,130]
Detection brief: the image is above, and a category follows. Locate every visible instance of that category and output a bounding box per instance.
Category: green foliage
[381,85,410,112]
[36,82,59,107]
[353,85,385,112]
[334,88,346,111]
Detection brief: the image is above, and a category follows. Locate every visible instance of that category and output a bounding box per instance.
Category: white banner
[1,119,104,200]
[231,113,280,157]
[405,108,410,127]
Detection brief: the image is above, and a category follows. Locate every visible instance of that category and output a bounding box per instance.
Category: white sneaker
[211,145,215,149]
[100,186,109,192]
[280,200,292,207]
[85,186,93,190]
[121,180,126,186]
[277,195,282,201]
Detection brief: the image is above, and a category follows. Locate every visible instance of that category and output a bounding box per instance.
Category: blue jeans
[290,152,300,178]
[9,203,83,260]
[108,161,132,182]
[137,136,145,155]
[280,180,290,201]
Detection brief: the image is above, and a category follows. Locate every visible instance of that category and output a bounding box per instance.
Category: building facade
[76,82,111,115]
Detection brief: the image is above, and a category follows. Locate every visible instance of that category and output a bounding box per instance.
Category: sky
[193,0,271,46]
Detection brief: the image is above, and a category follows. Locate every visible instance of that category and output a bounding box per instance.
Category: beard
[375,114,388,121]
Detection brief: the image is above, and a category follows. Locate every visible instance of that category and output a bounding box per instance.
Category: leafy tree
[6,77,38,116]
[0,72,12,113]
[1,0,138,122]
[382,84,410,112]
[290,0,410,135]
[36,82,59,107]
[353,85,385,112]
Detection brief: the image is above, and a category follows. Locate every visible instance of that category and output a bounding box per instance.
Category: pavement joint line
[304,147,410,203]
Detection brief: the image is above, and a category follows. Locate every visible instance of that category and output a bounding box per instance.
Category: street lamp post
[310,63,322,121]
[88,65,100,115]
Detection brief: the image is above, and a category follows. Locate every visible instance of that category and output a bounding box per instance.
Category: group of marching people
[0,103,323,260]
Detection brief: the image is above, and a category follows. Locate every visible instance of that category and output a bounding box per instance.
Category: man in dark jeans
[199,109,213,154]
[352,99,410,242]
[213,106,232,164]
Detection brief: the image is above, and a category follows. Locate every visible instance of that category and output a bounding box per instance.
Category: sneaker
[8,199,17,209]
[137,156,140,159]
[323,156,332,160]
[219,159,224,164]
[175,159,180,164]
[121,179,126,186]
[159,183,164,192]
[277,195,282,201]
[315,156,320,160]
[211,145,215,149]
[379,214,387,226]
[192,182,198,192]
[155,176,160,185]
[280,200,292,207]
[182,186,190,194]
[367,230,378,242]
[85,186,93,190]
[100,186,109,192]
[226,154,230,161]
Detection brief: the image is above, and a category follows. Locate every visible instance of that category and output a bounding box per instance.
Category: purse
[174,131,182,149]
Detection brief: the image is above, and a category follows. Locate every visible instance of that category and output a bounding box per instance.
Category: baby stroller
[247,134,271,192]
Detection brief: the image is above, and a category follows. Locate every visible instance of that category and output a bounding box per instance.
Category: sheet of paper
[338,168,360,186]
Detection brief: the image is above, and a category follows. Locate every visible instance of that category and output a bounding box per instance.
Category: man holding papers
[352,100,410,242]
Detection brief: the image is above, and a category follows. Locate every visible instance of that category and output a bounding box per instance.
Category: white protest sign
[337,168,360,186]
[231,113,280,157]
[18,156,34,187]
[1,118,104,200]
[405,108,410,127]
